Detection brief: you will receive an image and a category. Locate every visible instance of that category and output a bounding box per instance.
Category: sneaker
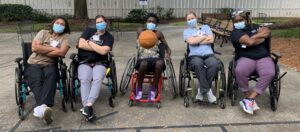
[148,87,156,101]
[43,107,53,124]
[239,99,254,115]
[80,106,96,121]
[206,89,217,104]
[253,100,260,111]
[195,88,203,101]
[33,105,43,118]
[135,87,143,100]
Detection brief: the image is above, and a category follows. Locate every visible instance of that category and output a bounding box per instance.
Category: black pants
[188,55,219,94]
[25,64,59,107]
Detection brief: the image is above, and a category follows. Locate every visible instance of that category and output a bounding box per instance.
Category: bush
[125,9,148,23]
[0,4,33,21]
[126,6,175,23]
[31,10,52,22]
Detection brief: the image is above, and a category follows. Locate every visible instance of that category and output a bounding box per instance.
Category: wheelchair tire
[68,61,78,111]
[215,63,226,109]
[120,57,136,95]
[183,95,189,108]
[110,60,118,98]
[15,68,21,105]
[179,59,187,97]
[166,61,178,99]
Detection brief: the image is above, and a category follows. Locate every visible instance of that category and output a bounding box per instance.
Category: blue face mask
[187,19,197,28]
[96,22,106,31]
[53,24,65,33]
[234,21,246,29]
[146,23,156,30]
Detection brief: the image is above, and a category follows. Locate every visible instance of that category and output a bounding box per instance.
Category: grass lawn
[0,20,143,33]
[272,28,300,38]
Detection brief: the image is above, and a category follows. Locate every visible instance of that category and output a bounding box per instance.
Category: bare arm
[200,34,214,44]
[88,41,111,55]
[251,27,271,39]
[186,35,207,45]
[78,38,94,51]
[239,34,265,46]
[31,40,56,54]
[46,41,70,57]
[157,31,171,58]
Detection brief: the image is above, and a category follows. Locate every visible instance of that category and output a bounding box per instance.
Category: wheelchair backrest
[21,41,32,65]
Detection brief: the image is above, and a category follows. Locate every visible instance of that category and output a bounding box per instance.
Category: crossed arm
[186,34,214,45]
[31,40,69,57]
[238,27,271,46]
[78,38,111,55]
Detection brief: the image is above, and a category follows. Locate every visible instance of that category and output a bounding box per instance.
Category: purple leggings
[235,57,275,94]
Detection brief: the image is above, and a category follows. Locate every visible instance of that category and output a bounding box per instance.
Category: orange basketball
[138,30,158,49]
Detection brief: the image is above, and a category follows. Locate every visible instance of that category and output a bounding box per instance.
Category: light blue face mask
[146,23,156,30]
[187,19,197,28]
[53,24,65,33]
[96,22,106,31]
[234,21,246,29]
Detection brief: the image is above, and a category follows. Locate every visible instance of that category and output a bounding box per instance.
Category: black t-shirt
[78,27,114,65]
[230,24,269,59]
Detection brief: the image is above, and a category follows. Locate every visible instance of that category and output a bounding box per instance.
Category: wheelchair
[14,39,68,120]
[178,43,227,109]
[119,43,178,108]
[68,52,118,111]
[227,37,287,111]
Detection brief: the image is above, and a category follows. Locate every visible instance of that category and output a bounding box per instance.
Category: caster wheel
[183,96,189,108]
[219,97,226,109]
[18,106,25,120]
[128,100,133,107]
[156,102,161,109]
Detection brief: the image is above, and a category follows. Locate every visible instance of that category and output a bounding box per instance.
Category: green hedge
[0,4,33,21]
[0,4,56,22]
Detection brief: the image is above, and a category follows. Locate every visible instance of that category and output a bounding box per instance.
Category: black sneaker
[80,106,96,121]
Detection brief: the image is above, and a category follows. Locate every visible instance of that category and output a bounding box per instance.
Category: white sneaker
[33,105,43,118]
[253,100,260,111]
[206,89,217,103]
[39,104,53,124]
[195,88,203,101]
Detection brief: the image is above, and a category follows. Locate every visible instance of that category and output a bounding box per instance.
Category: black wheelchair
[68,52,118,111]
[119,43,178,108]
[14,40,68,120]
[178,43,227,109]
[227,37,287,111]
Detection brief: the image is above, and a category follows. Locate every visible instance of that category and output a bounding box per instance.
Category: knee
[260,69,275,79]
[155,60,164,68]
[139,61,148,69]
[235,66,244,76]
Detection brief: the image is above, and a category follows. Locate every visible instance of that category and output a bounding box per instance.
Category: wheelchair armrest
[271,52,281,59]
[271,52,281,64]
[15,57,23,63]
[109,51,114,57]
[70,53,78,59]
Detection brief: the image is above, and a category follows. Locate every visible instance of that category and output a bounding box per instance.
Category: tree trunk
[74,0,88,19]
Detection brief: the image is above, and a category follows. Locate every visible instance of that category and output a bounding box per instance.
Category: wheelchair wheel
[120,56,136,95]
[183,94,189,108]
[68,61,79,111]
[110,60,118,98]
[165,61,178,99]
[15,68,21,105]
[270,64,281,111]
[214,63,226,109]
[227,60,238,106]
[179,59,187,97]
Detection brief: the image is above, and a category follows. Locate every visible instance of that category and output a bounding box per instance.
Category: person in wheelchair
[24,16,71,124]
[183,11,218,104]
[135,13,172,101]
[77,15,114,121]
[230,10,275,114]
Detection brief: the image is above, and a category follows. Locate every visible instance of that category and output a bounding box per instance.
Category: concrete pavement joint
[23,120,300,131]
[10,105,34,132]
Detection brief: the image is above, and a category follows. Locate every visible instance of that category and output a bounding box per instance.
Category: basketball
[138,30,158,49]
